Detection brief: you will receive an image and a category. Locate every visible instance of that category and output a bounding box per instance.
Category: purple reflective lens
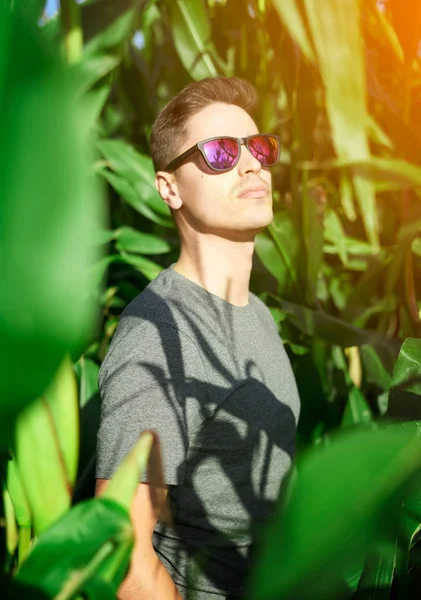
[202,135,279,171]
[248,135,279,166]
[202,138,239,170]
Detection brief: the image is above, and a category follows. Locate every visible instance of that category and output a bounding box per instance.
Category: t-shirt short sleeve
[95,320,205,485]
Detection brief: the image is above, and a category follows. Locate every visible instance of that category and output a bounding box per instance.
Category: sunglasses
[164,134,280,173]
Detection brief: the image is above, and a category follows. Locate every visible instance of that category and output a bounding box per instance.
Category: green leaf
[300,156,421,190]
[255,232,290,292]
[384,220,421,309]
[340,168,357,221]
[45,357,79,484]
[303,0,378,249]
[72,54,120,94]
[301,177,324,304]
[250,424,421,600]
[391,338,421,396]
[354,546,395,599]
[14,358,79,534]
[168,0,218,80]
[4,459,32,565]
[20,0,46,22]
[116,226,171,255]
[82,0,144,56]
[277,298,390,349]
[324,209,348,264]
[75,356,100,411]
[360,345,392,391]
[97,139,173,222]
[255,212,299,296]
[341,386,372,428]
[388,338,421,420]
[395,468,421,600]
[5,460,31,529]
[104,430,168,526]
[0,4,103,425]
[333,346,372,428]
[103,432,154,509]
[118,250,164,280]
[3,486,19,560]
[15,497,133,598]
[272,0,315,62]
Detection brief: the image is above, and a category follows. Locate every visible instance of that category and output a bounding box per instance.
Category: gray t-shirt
[96,265,300,599]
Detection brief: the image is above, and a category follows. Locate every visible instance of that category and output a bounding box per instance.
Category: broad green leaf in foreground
[0,4,103,426]
[14,358,79,534]
[13,431,162,598]
[249,424,421,600]
[104,431,168,522]
[4,460,32,564]
[14,497,132,599]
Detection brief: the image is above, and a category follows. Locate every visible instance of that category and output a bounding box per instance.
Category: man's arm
[95,479,182,600]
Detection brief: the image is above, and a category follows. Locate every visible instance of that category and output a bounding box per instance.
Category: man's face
[162,102,274,239]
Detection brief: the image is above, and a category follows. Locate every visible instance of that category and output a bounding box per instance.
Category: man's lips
[237,185,270,198]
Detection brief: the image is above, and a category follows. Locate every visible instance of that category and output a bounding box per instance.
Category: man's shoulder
[100,267,204,375]
[249,291,278,331]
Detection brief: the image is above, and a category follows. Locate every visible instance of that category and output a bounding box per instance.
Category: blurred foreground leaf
[0,3,103,429]
[14,358,79,534]
[250,424,421,599]
[14,497,131,599]
[354,547,395,599]
[12,430,162,597]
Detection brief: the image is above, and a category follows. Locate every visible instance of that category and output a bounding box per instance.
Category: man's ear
[155,171,183,210]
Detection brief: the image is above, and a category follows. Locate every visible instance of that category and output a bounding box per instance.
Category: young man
[95,76,300,600]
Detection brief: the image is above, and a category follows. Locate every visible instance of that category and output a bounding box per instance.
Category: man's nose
[237,144,261,175]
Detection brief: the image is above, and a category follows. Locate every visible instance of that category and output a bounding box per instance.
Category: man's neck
[173,235,255,307]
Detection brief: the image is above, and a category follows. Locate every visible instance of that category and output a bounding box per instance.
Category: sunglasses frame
[164,134,280,173]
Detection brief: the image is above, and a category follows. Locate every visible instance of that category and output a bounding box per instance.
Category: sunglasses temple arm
[165,145,198,172]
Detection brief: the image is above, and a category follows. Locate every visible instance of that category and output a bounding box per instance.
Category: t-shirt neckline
[168,264,252,311]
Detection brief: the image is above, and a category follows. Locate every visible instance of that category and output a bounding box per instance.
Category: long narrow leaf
[272,0,315,62]
[14,360,79,534]
[303,0,378,248]
[168,0,218,80]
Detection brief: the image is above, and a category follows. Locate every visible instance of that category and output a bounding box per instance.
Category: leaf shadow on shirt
[94,286,299,599]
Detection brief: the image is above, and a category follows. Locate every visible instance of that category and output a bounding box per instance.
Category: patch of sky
[133,31,145,50]
[43,0,86,20]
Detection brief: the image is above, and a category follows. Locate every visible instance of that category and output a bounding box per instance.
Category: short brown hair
[150,76,258,172]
